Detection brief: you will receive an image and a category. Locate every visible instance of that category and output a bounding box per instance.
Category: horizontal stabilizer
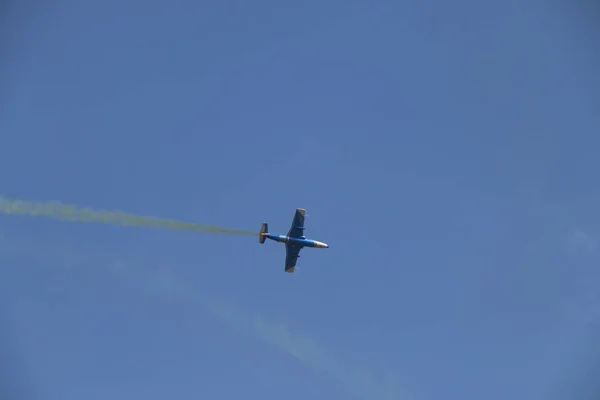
[259,223,268,244]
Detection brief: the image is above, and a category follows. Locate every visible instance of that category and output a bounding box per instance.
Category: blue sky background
[1,1,599,399]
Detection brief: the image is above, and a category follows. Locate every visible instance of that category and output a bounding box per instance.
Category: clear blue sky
[1,1,599,399]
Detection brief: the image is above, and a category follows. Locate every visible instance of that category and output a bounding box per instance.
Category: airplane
[258,208,329,273]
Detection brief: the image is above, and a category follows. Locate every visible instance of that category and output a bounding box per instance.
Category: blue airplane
[258,208,329,273]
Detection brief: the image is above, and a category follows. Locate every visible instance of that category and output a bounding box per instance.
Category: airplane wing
[286,208,306,239]
[285,242,302,273]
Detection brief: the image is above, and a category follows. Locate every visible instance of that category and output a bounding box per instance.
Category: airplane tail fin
[258,223,268,244]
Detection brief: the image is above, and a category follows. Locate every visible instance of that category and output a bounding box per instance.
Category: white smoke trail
[0,196,256,236]
[111,262,411,400]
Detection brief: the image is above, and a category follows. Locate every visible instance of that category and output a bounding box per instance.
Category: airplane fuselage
[264,234,329,249]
